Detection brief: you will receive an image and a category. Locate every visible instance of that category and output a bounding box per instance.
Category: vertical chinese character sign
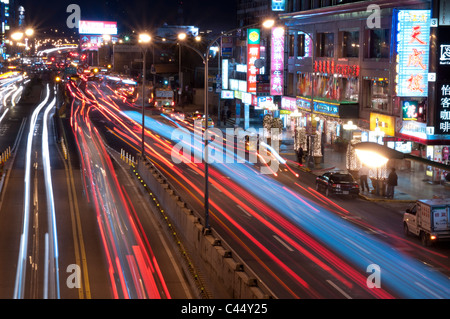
[436,83,450,134]
[396,10,431,97]
[247,29,260,93]
[270,27,285,96]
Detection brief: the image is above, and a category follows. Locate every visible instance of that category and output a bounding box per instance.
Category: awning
[353,142,405,159]
[353,142,450,171]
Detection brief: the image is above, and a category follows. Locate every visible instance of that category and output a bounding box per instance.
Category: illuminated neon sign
[270,27,284,96]
[402,100,418,120]
[79,20,118,35]
[271,0,286,11]
[395,10,431,97]
[247,29,260,93]
[436,83,450,134]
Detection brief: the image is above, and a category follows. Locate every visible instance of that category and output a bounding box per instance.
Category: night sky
[17,0,237,34]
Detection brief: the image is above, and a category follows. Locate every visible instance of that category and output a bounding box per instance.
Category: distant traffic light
[55,76,61,82]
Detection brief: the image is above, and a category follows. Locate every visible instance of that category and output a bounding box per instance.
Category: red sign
[314,60,360,77]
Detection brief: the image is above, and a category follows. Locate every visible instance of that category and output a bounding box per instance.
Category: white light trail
[14,84,50,299]
[42,96,60,299]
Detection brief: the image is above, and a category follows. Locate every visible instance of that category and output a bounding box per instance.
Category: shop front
[362,112,396,145]
[396,120,450,183]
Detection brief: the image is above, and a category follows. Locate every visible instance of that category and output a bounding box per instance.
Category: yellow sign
[370,113,395,136]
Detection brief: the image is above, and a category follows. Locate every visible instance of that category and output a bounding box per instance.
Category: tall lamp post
[178,18,275,231]
[139,33,151,160]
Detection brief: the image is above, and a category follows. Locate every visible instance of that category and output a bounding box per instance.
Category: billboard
[79,20,118,35]
[395,10,431,97]
[270,27,284,96]
[247,29,260,93]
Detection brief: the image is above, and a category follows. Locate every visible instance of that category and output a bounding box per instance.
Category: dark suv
[316,172,360,198]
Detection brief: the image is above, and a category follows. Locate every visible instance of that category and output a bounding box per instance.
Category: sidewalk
[278,130,450,203]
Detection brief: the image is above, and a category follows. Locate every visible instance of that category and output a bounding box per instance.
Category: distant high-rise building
[237,0,272,27]
[1,0,15,44]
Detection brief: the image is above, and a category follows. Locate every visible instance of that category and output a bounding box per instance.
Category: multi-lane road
[0,72,448,299]
[81,77,450,299]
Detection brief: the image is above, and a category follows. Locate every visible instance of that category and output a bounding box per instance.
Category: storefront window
[297,73,359,102]
[366,29,390,59]
[317,32,334,57]
[341,31,359,58]
[365,79,389,110]
[289,34,295,57]
[340,77,359,102]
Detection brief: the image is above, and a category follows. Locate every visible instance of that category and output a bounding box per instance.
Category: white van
[403,199,450,246]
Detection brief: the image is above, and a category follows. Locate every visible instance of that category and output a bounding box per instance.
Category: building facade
[277,0,449,179]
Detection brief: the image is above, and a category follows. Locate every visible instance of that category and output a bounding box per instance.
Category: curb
[358,193,416,203]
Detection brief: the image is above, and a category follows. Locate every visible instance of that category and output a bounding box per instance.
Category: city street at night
[0,0,448,314]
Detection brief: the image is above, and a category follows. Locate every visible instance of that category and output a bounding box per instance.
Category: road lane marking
[273,235,294,252]
[211,183,222,193]
[59,116,91,299]
[188,168,199,175]
[326,280,352,299]
[236,205,252,218]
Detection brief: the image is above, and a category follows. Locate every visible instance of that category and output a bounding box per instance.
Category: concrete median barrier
[136,157,274,299]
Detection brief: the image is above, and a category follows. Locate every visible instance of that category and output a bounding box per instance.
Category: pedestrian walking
[359,164,370,192]
[297,147,304,166]
[386,168,398,199]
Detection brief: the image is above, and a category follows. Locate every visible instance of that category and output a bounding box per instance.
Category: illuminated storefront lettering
[437,83,450,133]
[395,10,431,97]
[270,27,284,96]
[247,29,260,93]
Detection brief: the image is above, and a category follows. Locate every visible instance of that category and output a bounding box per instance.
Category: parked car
[316,172,360,198]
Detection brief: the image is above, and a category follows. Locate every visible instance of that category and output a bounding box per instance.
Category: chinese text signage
[270,27,284,96]
[247,29,260,93]
[281,96,296,111]
[402,100,419,120]
[395,10,431,97]
[313,101,339,117]
[436,83,450,134]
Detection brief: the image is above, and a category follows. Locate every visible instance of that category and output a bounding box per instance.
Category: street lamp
[178,18,275,231]
[139,33,151,161]
[11,32,23,41]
